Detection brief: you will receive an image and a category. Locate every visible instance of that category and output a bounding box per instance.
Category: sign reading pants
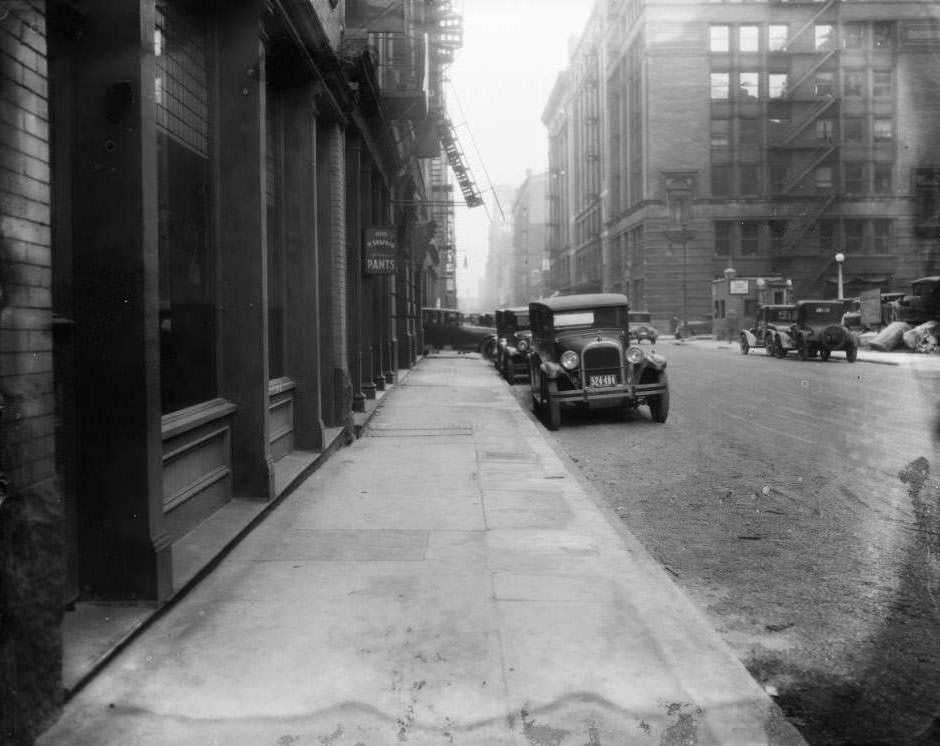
[364,227,397,382]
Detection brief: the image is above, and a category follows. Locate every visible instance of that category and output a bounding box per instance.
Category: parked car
[790,300,858,362]
[898,276,940,325]
[674,316,713,339]
[740,304,796,357]
[494,306,532,383]
[527,294,669,430]
[628,310,658,343]
[422,307,497,357]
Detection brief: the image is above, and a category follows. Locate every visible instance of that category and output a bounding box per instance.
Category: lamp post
[835,252,845,300]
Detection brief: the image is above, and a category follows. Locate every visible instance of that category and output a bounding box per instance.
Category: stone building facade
[545,0,940,331]
[0,1,464,742]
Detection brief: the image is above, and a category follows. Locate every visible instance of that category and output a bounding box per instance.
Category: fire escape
[768,0,841,256]
[438,114,483,208]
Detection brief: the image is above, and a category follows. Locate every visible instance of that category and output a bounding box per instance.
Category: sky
[446,0,596,309]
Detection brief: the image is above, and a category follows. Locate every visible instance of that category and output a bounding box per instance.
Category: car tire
[541,378,560,431]
[846,345,858,363]
[649,374,669,423]
[764,334,775,355]
[775,339,788,359]
[740,336,750,355]
[819,347,831,362]
[797,338,808,361]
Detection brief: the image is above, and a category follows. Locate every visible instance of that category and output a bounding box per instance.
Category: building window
[768,25,788,52]
[715,222,732,256]
[873,70,892,98]
[873,118,893,141]
[814,72,834,97]
[739,25,759,52]
[710,72,730,99]
[873,220,892,252]
[844,116,864,143]
[768,73,788,99]
[156,1,216,414]
[739,118,760,146]
[769,220,787,254]
[815,166,833,191]
[711,118,730,147]
[874,163,892,193]
[710,25,730,52]
[712,165,731,196]
[873,22,894,49]
[845,71,864,97]
[845,219,865,253]
[816,118,834,141]
[819,220,836,252]
[740,164,760,195]
[844,163,865,194]
[741,221,760,255]
[843,22,864,50]
[815,24,834,51]
[737,72,759,99]
[770,162,788,193]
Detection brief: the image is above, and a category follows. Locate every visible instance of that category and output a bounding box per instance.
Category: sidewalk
[40,353,806,746]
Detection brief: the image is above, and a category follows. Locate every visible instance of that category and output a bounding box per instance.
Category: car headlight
[560,350,579,370]
[517,339,529,353]
[625,346,645,364]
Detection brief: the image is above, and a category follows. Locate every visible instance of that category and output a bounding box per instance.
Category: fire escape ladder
[782,192,838,252]
[438,114,483,208]
[786,50,838,97]
[783,143,838,194]
[784,0,839,51]
[773,98,838,147]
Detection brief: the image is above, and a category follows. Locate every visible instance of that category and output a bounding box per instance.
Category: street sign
[364,227,397,274]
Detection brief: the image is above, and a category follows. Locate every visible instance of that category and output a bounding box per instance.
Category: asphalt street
[506,342,940,745]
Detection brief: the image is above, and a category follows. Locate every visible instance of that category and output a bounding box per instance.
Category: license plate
[589,374,617,387]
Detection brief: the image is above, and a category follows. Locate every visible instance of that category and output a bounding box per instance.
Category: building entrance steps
[39,354,807,746]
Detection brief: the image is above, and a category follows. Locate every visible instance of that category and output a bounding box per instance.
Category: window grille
[155,2,209,156]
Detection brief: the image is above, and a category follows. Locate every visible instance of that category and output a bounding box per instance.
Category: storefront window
[155,1,216,413]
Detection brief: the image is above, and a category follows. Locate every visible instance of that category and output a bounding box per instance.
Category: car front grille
[583,345,622,383]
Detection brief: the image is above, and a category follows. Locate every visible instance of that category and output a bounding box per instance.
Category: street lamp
[835,252,845,300]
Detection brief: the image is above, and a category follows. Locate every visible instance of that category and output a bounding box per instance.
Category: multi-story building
[510,170,550,304]
[0,1,466,741]
[546,0,940,330]
[479,185,516,311]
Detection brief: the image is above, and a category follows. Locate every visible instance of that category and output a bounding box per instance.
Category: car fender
[642,352,667,372]
[777,329,794,348]
[540,360,563,379]
[742,329,758,347]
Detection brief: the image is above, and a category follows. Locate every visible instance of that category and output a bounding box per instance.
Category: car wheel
[819,347,831,362]
[797,338,808,361]
[740,336,750,355]
[649,374,669,423]
[846,345,858,363]
[764,334,775,355]
[775,339,787,359]
[541,378,560,431]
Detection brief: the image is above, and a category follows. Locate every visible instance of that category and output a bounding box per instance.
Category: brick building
[544,0,940,331]
[0,1,465,742]
[509,170,549,305]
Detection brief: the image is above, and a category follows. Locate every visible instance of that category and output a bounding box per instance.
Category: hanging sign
[364,227,397,274]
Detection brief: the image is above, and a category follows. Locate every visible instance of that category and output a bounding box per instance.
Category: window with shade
[155,0,216,414]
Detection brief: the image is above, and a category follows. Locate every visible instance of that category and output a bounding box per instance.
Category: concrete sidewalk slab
[38,354,806,746]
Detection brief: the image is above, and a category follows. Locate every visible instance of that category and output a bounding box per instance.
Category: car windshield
[514,313,530,330]
[554,307,626,329]
[802,304,842,322]
[629,312,651,323]
[766,308,794,323]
